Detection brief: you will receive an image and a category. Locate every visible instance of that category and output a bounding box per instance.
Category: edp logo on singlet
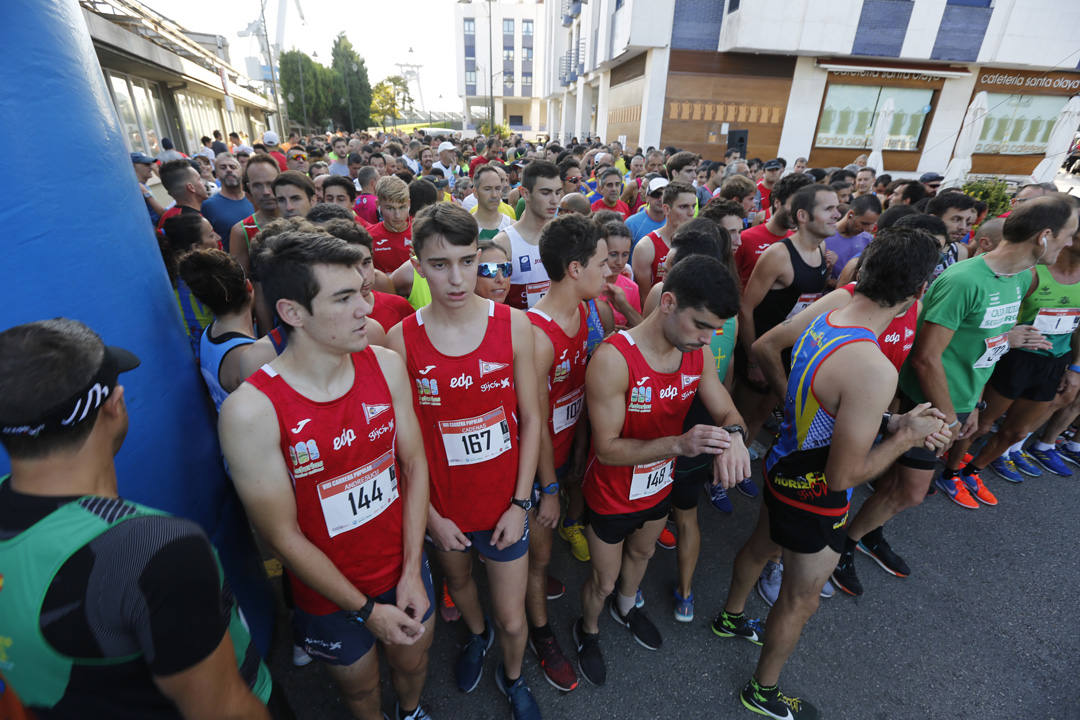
[658,386,678,400]
[333,428,357,451]
[883,332,901,344]
[450,373,474,390]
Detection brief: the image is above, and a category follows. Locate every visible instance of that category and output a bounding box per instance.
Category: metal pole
[259,0,284,133]
[487,0,494,132]
[297,53,306,130]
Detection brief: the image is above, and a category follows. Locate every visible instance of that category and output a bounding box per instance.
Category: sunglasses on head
[477,261,512,279]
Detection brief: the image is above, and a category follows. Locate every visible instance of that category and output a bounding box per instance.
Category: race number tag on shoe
[526,280,551,308]
[552,387,584,434]
[973,333,1009,369]
[786,293,823,320]
[629,458,674,500]
[318,449,399,537]
[1033,308,1080,335]
[439,407,513,466]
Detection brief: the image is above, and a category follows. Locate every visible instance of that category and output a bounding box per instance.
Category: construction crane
[239,0,306,132]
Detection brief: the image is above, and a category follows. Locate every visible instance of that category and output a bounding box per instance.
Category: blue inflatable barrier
[0,0,274,655]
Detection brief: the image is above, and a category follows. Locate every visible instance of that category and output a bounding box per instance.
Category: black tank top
[753,237,828,336]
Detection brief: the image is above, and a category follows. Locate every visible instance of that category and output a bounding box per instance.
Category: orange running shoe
[961,472,998,506]
[933,474,980,509]
[656,526,676,549]
[440,579,461,623]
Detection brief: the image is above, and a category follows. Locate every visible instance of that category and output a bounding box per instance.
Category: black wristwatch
[349,596,376,625]
[723,424,747,442]
[879,412,893,436]
[510,497,533,512]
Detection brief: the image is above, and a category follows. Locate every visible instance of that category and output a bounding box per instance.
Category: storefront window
[131,81,160,155]
[109,73,142,153]
[976,93,1068,155]
[815,84,934,151]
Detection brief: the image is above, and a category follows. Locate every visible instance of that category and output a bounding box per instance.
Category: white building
[454,0,548,138]
[544,0,1080,177]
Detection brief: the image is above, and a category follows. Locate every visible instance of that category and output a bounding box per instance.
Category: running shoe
[559,521,591,562]
[819,578,836,599]
[960,471,998,506]
[857,534,910,577]
[1027,447,1071,478]
[756,560,783,607]
[635,588,644,608]
[656,526,677,550]
[455,621,494,693]
[830,553,863,596]
[292,644,313,667]
[1010,450,1044,477]
[673,589,694,623]
[394,703,433,720]
[934,475,979,509]
[740,678,821,720]
[1059,444,1080,467]
[609,600,662,650]
[989,455,1024,483]
[546,575,565,601]
[748,441,767,462]
[736,477,759,498]
[572,618,606,686]
[440,579,461,623]
[707,482,734,513]
[495,664,542,720]
[528,631,578,692]
[710,610,765,646]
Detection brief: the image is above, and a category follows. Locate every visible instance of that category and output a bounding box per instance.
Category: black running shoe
[572,618,606,686]
[857,535,910,577]
[609,600,662,650]
[830,552,863,597]
[710,610,765,645]
[740,678,820,719]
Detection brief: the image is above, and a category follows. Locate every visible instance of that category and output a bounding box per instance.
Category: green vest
[1016,265,1080,357]
[709,316,737,382]
[407,269,432,310]
[0,477,271,709]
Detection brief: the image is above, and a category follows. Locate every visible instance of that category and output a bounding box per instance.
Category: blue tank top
[585,299,606,355]
[764,311,878,517]
[199,325,255,411]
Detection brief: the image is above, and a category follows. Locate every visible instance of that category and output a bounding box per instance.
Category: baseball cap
[919,172,944,183]
[263,131,280,145]
[647,177,670,195]
[423,174,449,189]
[763,159,783,171]
[130,152,155,165]
[437,141,456,154]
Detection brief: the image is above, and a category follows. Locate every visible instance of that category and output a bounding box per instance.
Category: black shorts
[896,394,967,470]
[585,496,671,545]
[764,487,848,554]
[988,349,1069,402]
[671,461,709,510]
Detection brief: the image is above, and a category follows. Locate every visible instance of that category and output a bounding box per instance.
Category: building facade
[545,0,1080,178]
[455,0,549,137]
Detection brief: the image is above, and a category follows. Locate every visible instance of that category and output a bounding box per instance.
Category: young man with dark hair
[574,255,749,687]
[229,154,281,275]
[700,197,747,252]
[322,175,360,214]
[493,160,562,310]
[202,153,254,252]
[0,319,278,719]
[853,167,876,198]
[388,203,544,720]
[757,160,783,211]
[630,181,697,301]
[590,167,630,219]
[927,191,977,269]
[712,229,948,720]
[272,171,316,219]
[823,193,881,279]
[221,231,436,720]
[329,138,351,176]
[155,158,209,232]
[734,173,815,287]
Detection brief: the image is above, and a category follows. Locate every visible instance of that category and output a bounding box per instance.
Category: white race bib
[439,407,513,466]
[317,449,399,538]
[526,280,551,308]
[1032,308,1080,336]
[552,387,584,434]
[629,458,674,501]
[973,333,1009,369]
[786,293,823,320]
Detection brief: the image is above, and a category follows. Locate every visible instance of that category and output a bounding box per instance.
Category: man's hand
[536,491,560,529]
[395,569,430,624]
[490,505,527,550]
[958,408,979,440]
[1058,367,1080,400]
[366,602,425,646]
[603,282,630,311]
[824,249,839,273]
[895,402,948,448]
[746,363,768,390]
[1008,325,1052,352]
[428,514,470,552]
[712,431,752,490]
[676,424,732,457]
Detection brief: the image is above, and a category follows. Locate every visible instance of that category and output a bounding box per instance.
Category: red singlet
[644,231,670,286]
[369,220,413,274]
[528,304,589,469]
[840,282,917,371]
[369,290,415,332]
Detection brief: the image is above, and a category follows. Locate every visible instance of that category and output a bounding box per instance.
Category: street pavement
[267,448,1080,720]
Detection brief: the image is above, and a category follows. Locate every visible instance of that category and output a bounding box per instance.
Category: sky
[141,0,460,112]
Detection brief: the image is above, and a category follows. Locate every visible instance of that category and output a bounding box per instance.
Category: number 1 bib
[1032,308,1080,335]
[317,449,399,538]
[440,407,513,466]
[629,458,674,500]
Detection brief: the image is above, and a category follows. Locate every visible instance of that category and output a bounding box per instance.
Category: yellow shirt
[470,202,516,220]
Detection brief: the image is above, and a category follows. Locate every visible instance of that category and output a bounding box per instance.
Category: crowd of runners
[2,127,1078,720]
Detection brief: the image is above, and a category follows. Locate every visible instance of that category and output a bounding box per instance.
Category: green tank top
[478,227,501,241]
[0,477,271,709]
[1017,265,1080,357]
[407,268,432,309]
[709,316,737,382]
[515,196,526,219]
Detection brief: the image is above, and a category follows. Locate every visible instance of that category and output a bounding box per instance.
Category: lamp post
[486,0,494,133]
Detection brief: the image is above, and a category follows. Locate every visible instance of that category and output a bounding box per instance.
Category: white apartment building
[454,0,549,138]
[544,0,1080,178]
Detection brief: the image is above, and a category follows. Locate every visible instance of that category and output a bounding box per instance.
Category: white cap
[647,177,669,195]
[437,141,456,154]
[262,130,280,145]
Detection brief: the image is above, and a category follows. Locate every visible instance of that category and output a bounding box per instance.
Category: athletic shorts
[585,496,671,545]
[292,554,435,666]
[896,394,968,470]
[671,461,710,510]
[764,488,848,554]
[459,519,530,562]
[988,349,1069,403]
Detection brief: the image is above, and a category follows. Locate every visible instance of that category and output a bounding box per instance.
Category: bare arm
[737,244,789,354]
[836,255,860,287]
[908,321,959,422]
[154,632,269,720]
[696,346,751,488]
[531,324,560,529]
[630,240,656,302]
[228,223,250,276]
[373,269,393,294]
[390,261,414,298]
[595,298,615,337]
[642,282,662,316]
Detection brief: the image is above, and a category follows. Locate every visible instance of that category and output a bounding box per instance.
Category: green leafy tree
[385,75,414,120]
[331,33,371,131]
[370,80,399,130]
[278,50,324,129]
[963,178,1011,218]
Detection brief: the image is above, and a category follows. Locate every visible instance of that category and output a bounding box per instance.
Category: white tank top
[506,224,549,310]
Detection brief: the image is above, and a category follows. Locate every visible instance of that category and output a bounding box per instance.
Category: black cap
[763,159,783,170]
[919,172,944,183]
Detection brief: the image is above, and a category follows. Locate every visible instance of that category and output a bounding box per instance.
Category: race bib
[629,458,674,501]
[1032,308,1080,336]
[786,293,823,320]
[552,387,584,434]
[317,449,399,538]
[973,333,1009,369]
[526,280,551,308]
[440,407,513,466]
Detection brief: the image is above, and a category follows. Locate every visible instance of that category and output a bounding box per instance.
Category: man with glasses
[558,159,585,198]
[625,177,669,246]
[919,172,944,198]
[286,148,309,174]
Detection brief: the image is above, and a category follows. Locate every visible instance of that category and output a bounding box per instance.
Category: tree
[331,33,371,131]
[370,80,398,130]
[385,75,414,120]
[278,50,323,129]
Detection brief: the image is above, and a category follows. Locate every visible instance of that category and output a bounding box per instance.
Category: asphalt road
[266,450,1080,720]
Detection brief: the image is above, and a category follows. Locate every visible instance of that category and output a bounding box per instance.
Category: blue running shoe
[989,455,1024,483]
[1026,447,1070,477]
[706,482,733,512]
[673,589,694,623]
[456,621,494,693]
[756,560,782,607]
[635,588,644,609]
[1060,444,1080,467]
[495,664,542,720]
[736,477,759,498]
[1010,450,1043,477]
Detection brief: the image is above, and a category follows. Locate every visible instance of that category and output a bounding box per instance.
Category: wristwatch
[539,481,560,495]
[511,497,533,512]
[723,424,747,442]
[348,596,376,625]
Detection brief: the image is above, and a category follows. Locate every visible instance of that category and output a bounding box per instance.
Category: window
[503,18,514,34]
[728,0,740,11]
[815,84,934,151]
[108,72,170,155]
[976,93,1068,155]
[509,114,524,126]
[503,48,514,62]
[465,70,477,85]
[464,18,475,34]
[947,0,991,5]
[522,72,533,86]
[523,47,533,62]
[522,19,533,35]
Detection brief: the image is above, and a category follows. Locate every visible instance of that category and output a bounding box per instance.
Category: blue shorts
[292,554,435,666]
[461,517,530,562]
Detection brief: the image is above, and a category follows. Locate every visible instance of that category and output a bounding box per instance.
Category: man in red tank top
[573,257,751,687]
[219,230,436,720]
[387,204,545,719]
[228,155,281,276]
[629,181,697,302]
[524,214,613,692]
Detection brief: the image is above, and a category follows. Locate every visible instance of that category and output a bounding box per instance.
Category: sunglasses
[289,154,308,161]
[566,176,583,183]
[477,261,512,279]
